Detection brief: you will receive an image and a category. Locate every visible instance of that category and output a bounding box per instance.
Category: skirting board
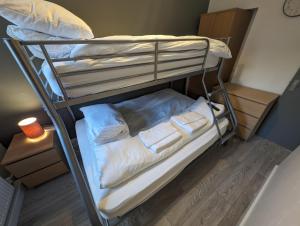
[237,165,279,226]
[5,181,24,226]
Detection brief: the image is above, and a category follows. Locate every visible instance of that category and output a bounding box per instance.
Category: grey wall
[0,19,46,147]
[54,0,209,36]
[0,143,9,178]
[0,0,209,146]
[258,68,300,151]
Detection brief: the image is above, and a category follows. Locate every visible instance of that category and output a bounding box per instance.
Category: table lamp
[18,117,44,139]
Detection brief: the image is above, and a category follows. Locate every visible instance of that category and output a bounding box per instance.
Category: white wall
[209,0,300,94]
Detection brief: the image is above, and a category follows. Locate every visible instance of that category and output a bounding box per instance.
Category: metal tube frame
[3,37,230,225]
[201,37,238,144]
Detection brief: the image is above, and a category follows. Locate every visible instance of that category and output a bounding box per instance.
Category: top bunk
[4,35,232,110]
[1,0,231,111]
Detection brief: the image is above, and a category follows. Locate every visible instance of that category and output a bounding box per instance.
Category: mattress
[75,89,229,219]
[77,117,228,219]
[91,100,224,189]
[43,52,220,98]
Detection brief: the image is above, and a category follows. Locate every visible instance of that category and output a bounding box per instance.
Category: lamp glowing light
[18,117,44,139]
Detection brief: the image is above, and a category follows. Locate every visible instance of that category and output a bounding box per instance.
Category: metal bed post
[39,45,76,122]
[4,39,104,226]
[185,39,210,95]
[218,38,238,133]
[185,77,190,95]
[201,37,238,144]
[202,63,224,140]
[154,41,158,80]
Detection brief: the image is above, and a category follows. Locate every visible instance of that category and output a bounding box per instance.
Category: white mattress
[90,98,224,189]
[43,52,219,98]
[76,113,228,219]
[76,89,228,218]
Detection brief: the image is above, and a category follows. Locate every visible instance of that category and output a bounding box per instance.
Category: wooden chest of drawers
[214,83,279,140]
[1,128,68,188]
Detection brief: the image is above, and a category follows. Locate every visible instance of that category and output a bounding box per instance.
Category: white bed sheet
[76,117,228,219]
[90,98,224,189]
[43,52,219,98]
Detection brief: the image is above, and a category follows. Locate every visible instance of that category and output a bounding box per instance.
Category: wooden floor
[19,136,290,226]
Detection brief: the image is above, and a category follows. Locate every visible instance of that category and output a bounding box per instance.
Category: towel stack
[171,111,208,135]
[138,110,208,154]
[138,122,182,153]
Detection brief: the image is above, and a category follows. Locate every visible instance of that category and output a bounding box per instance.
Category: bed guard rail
[3,38,215,116]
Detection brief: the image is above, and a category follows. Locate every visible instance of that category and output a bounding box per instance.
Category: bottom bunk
[76,89,229,219]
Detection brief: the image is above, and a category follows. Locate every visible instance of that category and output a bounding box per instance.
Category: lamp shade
[18,117,44,139]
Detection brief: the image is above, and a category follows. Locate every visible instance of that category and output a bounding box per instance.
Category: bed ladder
[202,61,238,145]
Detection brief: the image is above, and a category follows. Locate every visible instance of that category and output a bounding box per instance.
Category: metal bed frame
[3,37,237,226]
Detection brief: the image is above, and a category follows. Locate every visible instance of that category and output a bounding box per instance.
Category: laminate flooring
[18,136,290,226]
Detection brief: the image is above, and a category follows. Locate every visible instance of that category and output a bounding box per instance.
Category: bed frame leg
[102,218,110,226]
[185,77,190,95]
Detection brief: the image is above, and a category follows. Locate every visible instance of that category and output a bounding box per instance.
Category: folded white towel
[80,104,129,144]
[172,111,205,125]
[171,111,208,134]
[150,131,182,153]
[138,121,177,148]
[138,121,182,153]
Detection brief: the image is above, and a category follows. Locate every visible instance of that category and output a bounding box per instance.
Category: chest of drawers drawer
[19,161,68,188]
[5,148,61,178]
[213,83,279,140]
[1,128,69,188]
[228,95,266,118]
[235,111,258,130]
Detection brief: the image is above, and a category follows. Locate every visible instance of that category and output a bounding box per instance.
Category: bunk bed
[4,36,237,226]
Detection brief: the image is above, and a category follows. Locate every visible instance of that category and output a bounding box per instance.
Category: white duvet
[70,35,232,59]
[91,97,224,189]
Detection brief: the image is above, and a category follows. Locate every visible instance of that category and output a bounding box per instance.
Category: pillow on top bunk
[0,0,94,39]
[80,104,129,145]
[7,25,74,59]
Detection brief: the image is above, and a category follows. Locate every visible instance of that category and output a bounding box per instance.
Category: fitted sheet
[76,89,229,218]
[91,99,224,189]
[43,52,219,98]
[77,117,228,219]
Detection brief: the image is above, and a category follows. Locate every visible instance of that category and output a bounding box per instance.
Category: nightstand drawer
[6,148,61,178]
[237,125,252,140]
[213,83,279,140]
[213,94,266,118]
[20,161,68,188]
[228,95,266,118]
[235,111,259,130]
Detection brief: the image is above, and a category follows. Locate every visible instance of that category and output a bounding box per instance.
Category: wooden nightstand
[1,127,68,188]
[213,83,279,140]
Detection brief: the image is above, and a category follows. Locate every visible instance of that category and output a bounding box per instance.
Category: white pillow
[7,25,74,59]
[80,104,130,144]
[0,0,94,39]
